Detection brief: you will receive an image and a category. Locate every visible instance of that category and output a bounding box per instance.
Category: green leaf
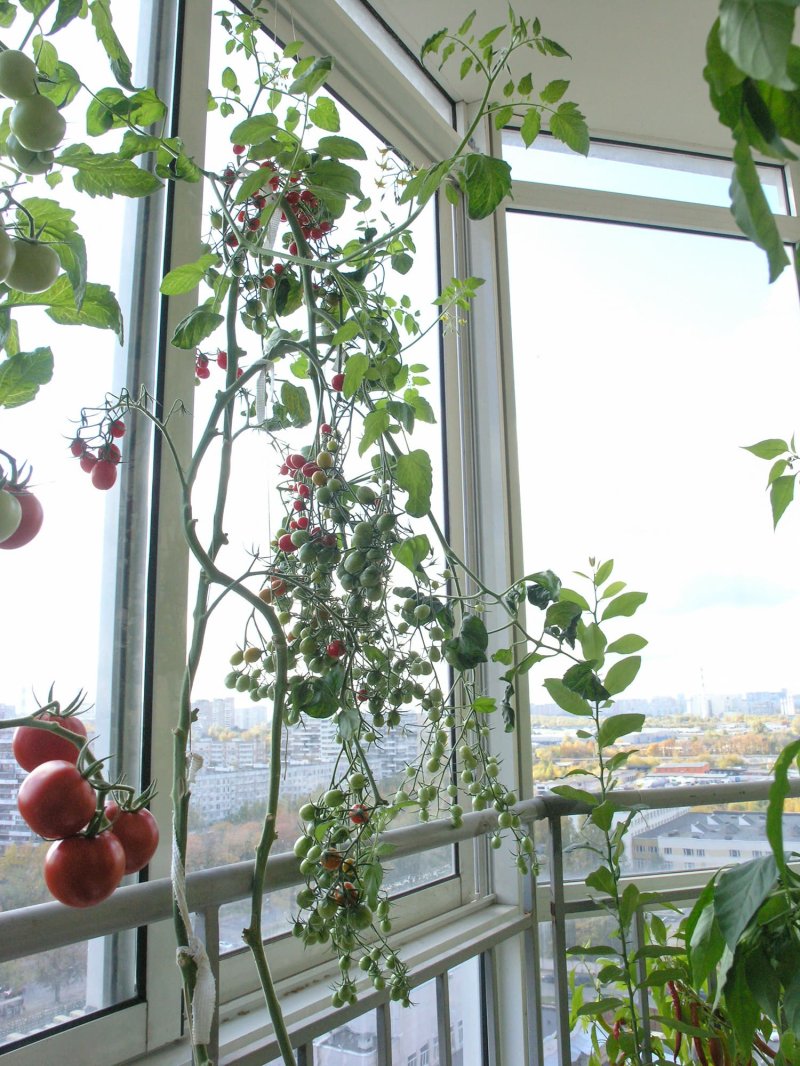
[540,78,570,104]
[309,96,340,132]
[719,0,796,87]
[550,784,599,807]
[58,144,163,198]
[458,9,476,35]
[171,306,223,349]
[562,662,610,702]
[408,393,435,424]
[281,381,310,427]
[601,591,648,621]
[543,678,593,717]
[478,25,505,50]
[585,866,616,896]
[86,87,167,136]
[545,600,581,631]
[576,997,623,1018]
[306,159,363,218]
[316,135,367,160]
[160,253,220,296]
[714,855,778,950]
[420,28,447,58]
[391,533,431,575]
[332,319,361,345]
[0,347,53,408]
[603,656,642,697]
[395,449,432,517]
[343,352,369,399]
[460,153,512,220]
[443,615,488,671]
[472,697,496,714]
[766,737,800,877]
[725,953,761,1053]
[89,0,134,89]
[591,801,615,831]
[598,711,645,748]
[600,580,626,599]
[230,113,278,144]
[4,276,123,340]
[577,620,605,664]
[391,252,414,275]
[605,633,648,654]
[770,473,795,526]
[730,135,790,281]
[745,947,781,1022]
[32,33,58,77]
[118,131,162,160]
[559,587,591,611]
[549,101,590,155]
[51,0,83,33]
[768,457,788,483]
[520,108,542,147]
[37,59,80,107]
[541,37,571,58]
[526,570,561,608]
[594,559,614,586]
[359,409,389,456]
[289,55,332,96]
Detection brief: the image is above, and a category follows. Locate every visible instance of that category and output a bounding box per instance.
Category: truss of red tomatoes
[68,409,127,491]
[11,693,159,908]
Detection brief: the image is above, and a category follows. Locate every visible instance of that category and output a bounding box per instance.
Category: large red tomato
[12,714,87,772]
[44,832,125,907]
[17,760,96,838]
[104,802,159,874]
[0,488,43,549]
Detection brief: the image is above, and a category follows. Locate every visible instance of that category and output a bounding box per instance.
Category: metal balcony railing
[0,777,795,1065]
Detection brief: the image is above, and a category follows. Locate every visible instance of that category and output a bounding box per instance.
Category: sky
[506,178,800,701]
[2,6,800,718]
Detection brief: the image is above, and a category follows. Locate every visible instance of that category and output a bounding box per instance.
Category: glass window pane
[190,8,453,943]
[502,131,789,213]
[508,214,800,794]
[448,958,483,1066]
[315,1011,378,1064]
[391,978,438,1065]
[0,4,155,1045]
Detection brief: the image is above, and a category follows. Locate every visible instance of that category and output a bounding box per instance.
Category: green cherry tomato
[6,133,53,175]
[6,239,60,293]
[10,95,66,152]
[0,51,38,99]
[0,489,22,543]
[0,228,15,284]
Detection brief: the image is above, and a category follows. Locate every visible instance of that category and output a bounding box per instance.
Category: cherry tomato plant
[1,3,793,1066]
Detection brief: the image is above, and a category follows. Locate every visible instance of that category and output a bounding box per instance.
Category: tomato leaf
[316,135,367,160]
[289,55,332,96]
[230,113,279,144]
[160,253,221,296]
[459,152,512,220]
[58,143,163,198]
[597,711,645,747]
[443,615,488,671]
[309,96,340,132]
[391,533,431,575]
[0,347,53,408]
[358,409,390,456]
[89,0,134,90]
[2,276,123,341]
[51,0,82,33]
[171,305,224,349]
[549,101,590,155]
[395,449,432,517]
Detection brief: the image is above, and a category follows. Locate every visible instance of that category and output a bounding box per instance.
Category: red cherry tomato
[331,372,345,391]
[91,460,118,490]
[104,802,159,874]
[44,832,126,907]
[17,760,96,838]
[12,714,87,772]
[0,488,42,549]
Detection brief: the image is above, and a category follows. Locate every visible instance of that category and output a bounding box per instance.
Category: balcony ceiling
[365,0,737,153]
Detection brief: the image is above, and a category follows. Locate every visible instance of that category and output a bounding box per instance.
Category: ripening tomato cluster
[11,715,159,908]
[70,416,126,490]
[195,347,244,382]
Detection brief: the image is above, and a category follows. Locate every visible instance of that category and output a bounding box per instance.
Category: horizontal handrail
[0,776,794,962]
